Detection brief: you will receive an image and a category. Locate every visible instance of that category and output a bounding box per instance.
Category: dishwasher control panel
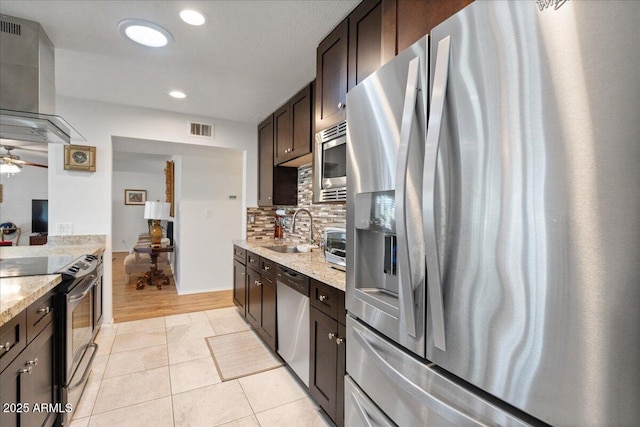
[276,266,310,296]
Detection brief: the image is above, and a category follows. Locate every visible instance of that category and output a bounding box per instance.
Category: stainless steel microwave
[313,121,347,202]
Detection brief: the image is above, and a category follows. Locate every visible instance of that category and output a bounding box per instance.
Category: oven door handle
[68,286,93,303]
[68,275,98,303]
[67,343,98,391]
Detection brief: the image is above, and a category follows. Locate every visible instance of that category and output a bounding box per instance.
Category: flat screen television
[32,199,48,234]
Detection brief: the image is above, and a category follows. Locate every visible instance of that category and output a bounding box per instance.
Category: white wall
[51,96,257,323]
[176,152,244,294]
[0,165,48,244]
[111,170,165,252]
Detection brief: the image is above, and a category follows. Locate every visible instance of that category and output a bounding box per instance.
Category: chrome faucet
[291,208,314,244]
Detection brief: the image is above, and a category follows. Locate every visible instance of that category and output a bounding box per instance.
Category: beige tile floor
[70,307,331,427]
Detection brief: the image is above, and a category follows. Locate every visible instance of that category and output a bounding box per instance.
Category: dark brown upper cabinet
[348,0,395,91]
[315,19,348,133]
[275,83,313,166]
[258,115,297,207]
[390,0,473,53]
[274,103,291,164]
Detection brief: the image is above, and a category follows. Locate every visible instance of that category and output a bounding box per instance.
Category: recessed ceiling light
[169,90,187,99]
[180,9,207,26]
[118,19,173,47]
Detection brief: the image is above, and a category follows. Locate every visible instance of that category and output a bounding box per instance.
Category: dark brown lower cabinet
[0,320,57,427]
[246,267,262,330]
[233,259,247,316]
[258,275,277,351]
[244,255,277,352]
[309,306,346,427]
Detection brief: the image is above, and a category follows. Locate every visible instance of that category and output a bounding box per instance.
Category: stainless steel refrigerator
[345,1,640,426]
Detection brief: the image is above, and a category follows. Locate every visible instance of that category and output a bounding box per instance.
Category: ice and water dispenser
[353,190,401,313]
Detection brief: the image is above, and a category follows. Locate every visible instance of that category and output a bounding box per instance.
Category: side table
[134,246,174,290]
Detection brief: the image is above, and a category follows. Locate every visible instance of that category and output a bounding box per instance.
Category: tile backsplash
[246,164,345,242]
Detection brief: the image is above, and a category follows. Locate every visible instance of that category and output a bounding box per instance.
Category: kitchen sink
[265,245,300,253]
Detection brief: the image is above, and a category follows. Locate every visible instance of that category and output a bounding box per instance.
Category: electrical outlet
[248,215,255,224]
[57,223,73,235]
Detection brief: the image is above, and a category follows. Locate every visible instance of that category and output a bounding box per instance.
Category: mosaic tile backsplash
[246,164,346,243]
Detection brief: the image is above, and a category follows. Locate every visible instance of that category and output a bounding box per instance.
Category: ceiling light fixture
[0,162,21,175]
[169,91,187,99]
[180,9,207,26]
[118,19,173,47]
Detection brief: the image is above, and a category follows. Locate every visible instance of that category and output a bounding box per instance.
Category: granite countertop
[0,235,106,328]
[234,239,346,292]
[0,275,62,327]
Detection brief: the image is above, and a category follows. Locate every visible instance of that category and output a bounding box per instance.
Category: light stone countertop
[233,239,346,292]
[0,275,62,327]
[0,236,106,327]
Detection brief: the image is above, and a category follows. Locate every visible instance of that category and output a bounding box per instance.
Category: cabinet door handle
[26,358,38,367]
[338,102,346,110]
[318,294,327,302]
[0,342,12,352]
[336,337,344,346]
[263,265,270,271]
[37,306,51,314]
[255,280,262,287]
[328,332,336,340]
[19,366,32,375]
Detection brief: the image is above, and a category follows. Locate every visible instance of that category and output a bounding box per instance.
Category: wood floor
[111,251,233,323]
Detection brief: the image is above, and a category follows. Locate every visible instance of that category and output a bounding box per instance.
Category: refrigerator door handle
[423,36,452,351]
[352,325,485,426]
[395,56,422,338]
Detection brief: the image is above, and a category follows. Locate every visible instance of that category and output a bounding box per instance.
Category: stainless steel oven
[57,255,101,426]
[313,121,347,202]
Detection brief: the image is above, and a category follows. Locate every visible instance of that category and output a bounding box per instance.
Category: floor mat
[205,330,282,381]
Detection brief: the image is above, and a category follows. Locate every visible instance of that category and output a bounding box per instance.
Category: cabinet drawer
[310,279,344,321]
[260,258,276,281]
[233,245,246,264]
[247,251,260,272]
[0,310,27,373]
[27,291,55,343]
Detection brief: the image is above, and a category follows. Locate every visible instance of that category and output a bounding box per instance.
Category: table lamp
[144,201,173,248]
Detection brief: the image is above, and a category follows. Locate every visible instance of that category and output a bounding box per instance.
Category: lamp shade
[143,201,173,221]
[0,163,21,174]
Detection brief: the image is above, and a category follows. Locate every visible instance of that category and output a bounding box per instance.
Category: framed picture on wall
[64,144,96,172]
[124,189,146,205]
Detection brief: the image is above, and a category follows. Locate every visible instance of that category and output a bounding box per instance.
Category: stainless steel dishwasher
[276,265,310,386]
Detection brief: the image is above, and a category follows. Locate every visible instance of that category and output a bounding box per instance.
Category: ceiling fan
[0,145,48,173]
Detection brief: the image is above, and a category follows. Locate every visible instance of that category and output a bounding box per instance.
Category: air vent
[0,20,21,35]
[319,121,347,143]
[189,121,214,138]
[320,187,347,202]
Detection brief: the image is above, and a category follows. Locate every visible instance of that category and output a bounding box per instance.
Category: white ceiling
[0,0,359,125]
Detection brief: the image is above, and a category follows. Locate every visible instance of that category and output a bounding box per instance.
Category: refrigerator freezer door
[346,36,429,358]
[344,376,395,427]
[428,1,640,426]
[346,316,533,427]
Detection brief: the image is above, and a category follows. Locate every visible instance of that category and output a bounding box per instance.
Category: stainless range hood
[0,14,84,144]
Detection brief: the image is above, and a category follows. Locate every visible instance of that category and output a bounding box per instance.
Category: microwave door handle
[395,56,423,338]
[423,36,452,351]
